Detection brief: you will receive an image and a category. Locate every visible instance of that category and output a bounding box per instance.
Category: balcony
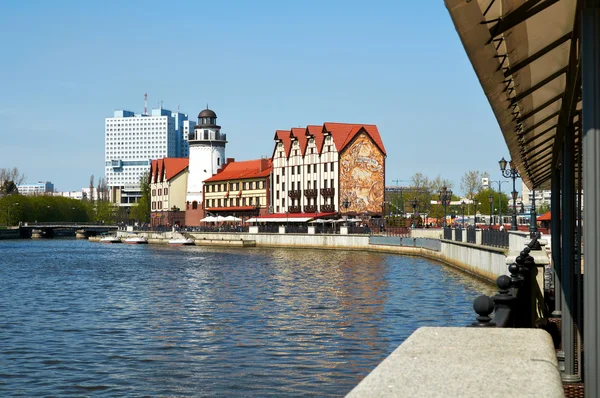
[303,205,317,213]
[320,205,335,212]
[288,190,302,198]
[288,206,301,213]
[304,189,318,197]
[320,188,335,197]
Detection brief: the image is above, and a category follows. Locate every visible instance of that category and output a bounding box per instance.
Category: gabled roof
[323,122,387,155]
[305,125,324,153]
[149,158,189,183]
[204,158,272,183]
[273,130,292,158]
[290,127,308,155]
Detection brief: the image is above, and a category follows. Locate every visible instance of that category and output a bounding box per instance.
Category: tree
[474,189,509,222]
[0,168,26,186]
[89,175,95,204]
[131,172,151,224]
[537,203,550,215]
[460,170,489,215]
[0,180,19,196]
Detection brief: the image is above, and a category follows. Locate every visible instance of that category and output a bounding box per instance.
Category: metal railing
[454,228,463,242]
[471,236,543,328]
[443,227,452,240]
[466,227,476,244]
[481,229,509,248]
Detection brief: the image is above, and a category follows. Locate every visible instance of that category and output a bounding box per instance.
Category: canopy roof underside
[445,0,581,189]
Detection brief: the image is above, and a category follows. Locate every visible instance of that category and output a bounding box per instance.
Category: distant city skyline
[0,1,511,195]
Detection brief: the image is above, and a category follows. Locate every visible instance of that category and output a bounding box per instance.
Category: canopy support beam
[504,33,571,77]
[583,2,600,396]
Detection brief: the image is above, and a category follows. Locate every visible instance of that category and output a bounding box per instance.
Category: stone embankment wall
[0,229,20,240]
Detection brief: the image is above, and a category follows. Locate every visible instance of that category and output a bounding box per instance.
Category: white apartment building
[105,106,191,206]
[521,181,552,209]
[17,181,54,195]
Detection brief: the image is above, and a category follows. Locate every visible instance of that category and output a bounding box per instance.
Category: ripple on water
[0,239,494,397]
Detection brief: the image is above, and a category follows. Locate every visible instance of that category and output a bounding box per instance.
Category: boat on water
[99,235,121,244]
[168,238,195,246]
[124,235,148,244]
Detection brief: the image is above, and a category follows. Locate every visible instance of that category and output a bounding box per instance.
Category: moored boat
[168,238,195,246]
[99,235,121,244]
[124,236,148,244]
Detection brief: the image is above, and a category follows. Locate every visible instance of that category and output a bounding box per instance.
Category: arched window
[192,201,198,209]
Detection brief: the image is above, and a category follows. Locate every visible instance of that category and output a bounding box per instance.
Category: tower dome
[197,107,218,127]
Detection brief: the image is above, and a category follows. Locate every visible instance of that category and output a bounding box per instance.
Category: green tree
[0,180,19,196]
[131,172,151,224]
[537,203,550,215]
[474,189,509,221]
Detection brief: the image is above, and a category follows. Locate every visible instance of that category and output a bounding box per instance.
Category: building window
[291,167,295,175]
[152,201,156,210]
[276,175,279,184]
[331,179,334,188]
[276,191,280,199]
[323,180,328,189]
[291,182,295,190]
[164,188,168,195]
[307,181,311,189]
[158,188,162,196]
[217,158,221,166]
[192,201,198,209]
[236,198,240,206]
[282,199,285,207]
[206,200,210,208]
[282,183,285,192]
[324,163,328,172]
[243,197,246,206]
[218,199,221,207]
[158,202,162,209]
[256,197,260,206]
[313,164,317,173]
[152,189,156,196]
[307,165,311,173]
[331,162,334,172]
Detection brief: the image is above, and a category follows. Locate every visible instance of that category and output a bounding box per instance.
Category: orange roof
[290,127,308,156]
[149,158,189,183]
[204,158,272,182]
[276,122,386,159]
[537,211,552,221]
[273,130,292,158]
[305,125,324,153]
[323,122,386,155]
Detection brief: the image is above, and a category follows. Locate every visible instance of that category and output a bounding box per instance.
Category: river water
[0,239,494,397]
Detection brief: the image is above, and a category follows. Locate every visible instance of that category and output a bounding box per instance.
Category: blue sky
[0,0,510,194]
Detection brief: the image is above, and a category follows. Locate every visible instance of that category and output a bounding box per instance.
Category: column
[583,2,600,396]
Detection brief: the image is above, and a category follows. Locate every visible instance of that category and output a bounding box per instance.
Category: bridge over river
[18,222,118,239]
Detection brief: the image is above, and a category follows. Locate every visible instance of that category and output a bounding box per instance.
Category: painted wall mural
[339,133,385,214]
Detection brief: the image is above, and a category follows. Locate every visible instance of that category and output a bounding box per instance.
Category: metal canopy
[445,0,580,189]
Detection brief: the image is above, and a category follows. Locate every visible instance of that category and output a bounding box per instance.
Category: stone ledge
[346,327,563,398]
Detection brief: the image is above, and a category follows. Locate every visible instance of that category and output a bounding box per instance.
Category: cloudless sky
[0,0,511,195]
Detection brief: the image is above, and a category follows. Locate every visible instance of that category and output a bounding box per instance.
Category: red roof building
[149,158,189,227]
[185,158,272,226]
[271,122,386,218]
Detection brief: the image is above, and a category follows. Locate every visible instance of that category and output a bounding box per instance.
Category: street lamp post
[499,157,521,231]
[474,202,481,227]
[488,194,494,228]
[530,189,538,237]
[410,197,419,227]
[461,200,466,229]
[342,198,350,227]
[489,180,508,229]
[438,187,452,227]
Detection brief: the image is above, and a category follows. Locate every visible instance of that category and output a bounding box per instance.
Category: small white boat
[168,238,195,246]
[124,236,148,244]
[99,235,121,244]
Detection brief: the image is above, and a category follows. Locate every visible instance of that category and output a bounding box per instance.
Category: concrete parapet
[410,228,443,239]
[346,327,563,398]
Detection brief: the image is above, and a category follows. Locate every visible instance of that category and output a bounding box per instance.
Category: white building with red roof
[149,157,189,227]
[271,122,386,219]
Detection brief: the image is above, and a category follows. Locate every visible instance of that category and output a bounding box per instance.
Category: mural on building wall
[339,133,385,214]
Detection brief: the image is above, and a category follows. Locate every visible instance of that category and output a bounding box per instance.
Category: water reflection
[0,240,493,397]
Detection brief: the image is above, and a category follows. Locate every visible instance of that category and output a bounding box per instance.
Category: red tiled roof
[306,125,324,154]
[323,122,386,156]
[537,211,552,221]
[273,130,292,158]
[149,158,189,183]
[204,158,272,182]
[290,127,308,156]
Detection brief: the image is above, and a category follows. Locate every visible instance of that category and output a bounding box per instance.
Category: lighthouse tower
[186,107,227,221]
